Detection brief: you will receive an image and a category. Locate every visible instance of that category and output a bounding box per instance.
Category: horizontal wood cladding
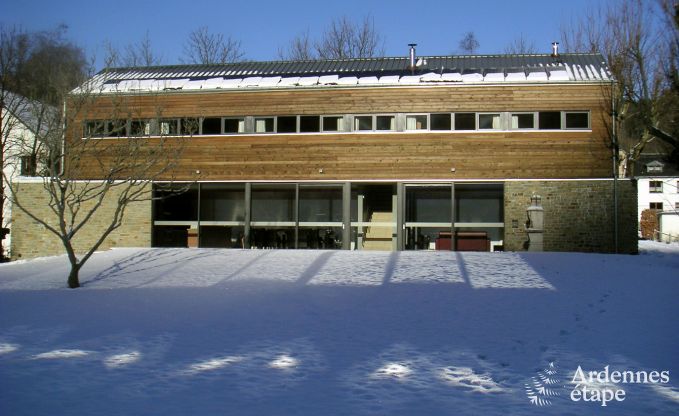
[75,83,610,119]
[68,83,612,181]
[71,131,612,181]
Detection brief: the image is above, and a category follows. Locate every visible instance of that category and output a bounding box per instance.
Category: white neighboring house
[1,92,54,259]
[636,154,679,242]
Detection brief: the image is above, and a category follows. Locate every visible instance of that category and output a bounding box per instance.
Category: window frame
[299,115,321,133]
[405,114,429,131]
[453,112,476,131]
[223,117,246,134]
[538,111,562,130]
[430,113,453,131]
[510,112,537,130]
[353,115,374,132]
[254,116,275,134]
[321,115,344,132]
[200,117,223,135]
[276,115,298,134]
[649,180,663,193]
[564,111,590,130]
[375,114,396,132]
[477,112,503,130]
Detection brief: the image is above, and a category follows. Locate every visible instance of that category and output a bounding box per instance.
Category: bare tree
[182,26,244,64]
[316,16,384,59]
[561,0,679,173]
[458,31,480,54]
[5,80,190,287]
[104,31,162,67]
[504,33,538,54]
[278,15,384,60]
[277,30,314,61]
[1,24,88,261]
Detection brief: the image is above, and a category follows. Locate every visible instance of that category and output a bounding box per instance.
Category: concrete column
[342,182,351,250]
[244,182,251,249]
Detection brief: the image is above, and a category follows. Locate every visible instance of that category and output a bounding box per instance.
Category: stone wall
[504,180,637,254]
[10,180,152,260]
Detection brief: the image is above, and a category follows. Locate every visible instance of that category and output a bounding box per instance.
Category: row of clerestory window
[83,111,590,138]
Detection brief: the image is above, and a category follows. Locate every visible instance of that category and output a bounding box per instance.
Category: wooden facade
[68,83,613,181]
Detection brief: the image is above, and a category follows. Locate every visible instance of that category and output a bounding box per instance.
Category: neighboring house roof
[635,153,679,177]
[1,91,57,135]
[82,53,611,93]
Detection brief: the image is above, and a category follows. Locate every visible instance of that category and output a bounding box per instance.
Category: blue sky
[3,0,625,69]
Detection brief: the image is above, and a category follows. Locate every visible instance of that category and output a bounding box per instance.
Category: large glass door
[404,184,453,250]
[298,185,343,249]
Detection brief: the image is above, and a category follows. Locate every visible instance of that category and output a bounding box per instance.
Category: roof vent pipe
[551,42,559,57]
[408,43,417,74]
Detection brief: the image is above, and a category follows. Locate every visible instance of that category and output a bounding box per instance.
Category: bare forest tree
[561,0,679,174]
[277,30,314,61]
[104,31,162,68]
[278,16,384,60]
[504,33,538,54]
[182,26,244,64]
[458,31,480,54]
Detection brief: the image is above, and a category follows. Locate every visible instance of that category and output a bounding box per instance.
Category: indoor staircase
[362,211,394,250]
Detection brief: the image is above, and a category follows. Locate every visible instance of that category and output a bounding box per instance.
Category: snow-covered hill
[1,242,678,415]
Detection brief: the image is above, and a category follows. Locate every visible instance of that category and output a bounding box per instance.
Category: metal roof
[96,53,610,82]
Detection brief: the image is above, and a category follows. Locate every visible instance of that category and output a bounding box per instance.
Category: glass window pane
[565,112,589,129]
[130,120,150,136]
[255,117,274,133]
[199,226,244,248]
[511,113,534,129]
[454,113,476,130]
[455,184,503,223]
[107,120,128,137]
[406,115,428,130]
[322,116,343,132]
[153,184,198,221]
[406,187,452,223]
[539,111,561,129]
[224,118,245,133]
[355,116,373,131]
[251,186,295,221]
[277,116,297,133]
[299,187,343,222]
[181,118,200,135]
[300,116,321,132]
[430,113,451,130]
[376,115,395,131]
[200,184,245,221]
[479,113,501,129]
[159,120,178,136]
[202,117,221,134]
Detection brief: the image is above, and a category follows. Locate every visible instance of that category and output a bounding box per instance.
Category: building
[10,48,638,258]
[1,92,54,259]
[635,154,679,242]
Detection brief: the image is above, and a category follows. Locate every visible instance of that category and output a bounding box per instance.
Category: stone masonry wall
[504,180,637,254]
[10,181,151,260]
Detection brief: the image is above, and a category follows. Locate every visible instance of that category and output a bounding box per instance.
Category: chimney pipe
[551,42,559,57]
[408,43,417,74]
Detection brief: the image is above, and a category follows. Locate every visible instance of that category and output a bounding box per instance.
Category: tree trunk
[68,265,81,288]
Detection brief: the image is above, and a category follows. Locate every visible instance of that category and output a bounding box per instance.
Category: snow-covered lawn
[0,242,678,415]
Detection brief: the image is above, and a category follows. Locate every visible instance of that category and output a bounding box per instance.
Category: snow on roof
[483,72,505,82]
[82,54,612,94]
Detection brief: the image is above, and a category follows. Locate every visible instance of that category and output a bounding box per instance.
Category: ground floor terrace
[8,179,638,260]
[151,179,638,254]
